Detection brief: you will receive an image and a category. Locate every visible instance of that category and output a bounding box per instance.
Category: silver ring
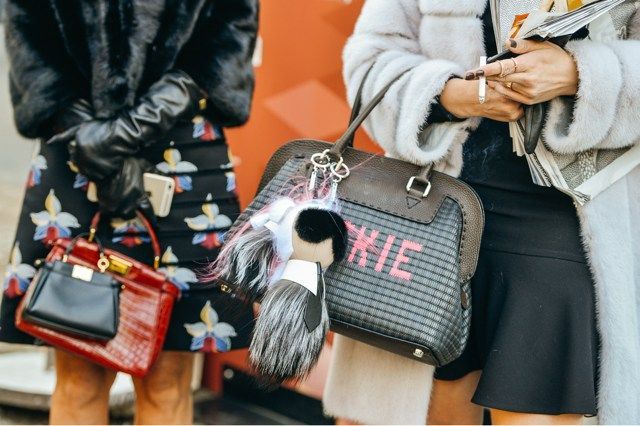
[329,162,350,181]
[310,150,331,169]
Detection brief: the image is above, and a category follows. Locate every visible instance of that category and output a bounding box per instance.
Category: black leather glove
[96,157,154,220]
[46,99,95,140]
[51,71,206,181]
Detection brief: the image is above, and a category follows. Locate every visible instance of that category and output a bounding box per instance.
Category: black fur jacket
[4,0,259,138]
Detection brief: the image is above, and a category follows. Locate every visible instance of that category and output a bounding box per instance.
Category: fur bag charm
[212,176,348,383]
[250,207,347,383]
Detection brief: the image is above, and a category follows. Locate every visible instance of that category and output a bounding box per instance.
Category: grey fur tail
[249,280,329,384]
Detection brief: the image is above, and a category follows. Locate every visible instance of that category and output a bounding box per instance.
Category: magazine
[490,0,640,204]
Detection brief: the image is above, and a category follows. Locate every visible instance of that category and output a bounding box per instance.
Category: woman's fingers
[490,80,531,105]
[465,61,504,79]
[504,38,549,55]
[478,82,525,122]
[485,72,530,85]
[466,41,554,79]
[466,56,530,80]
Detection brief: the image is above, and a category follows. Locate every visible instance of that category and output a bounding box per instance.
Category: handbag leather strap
[329,65,433,194]
[89,210,162,269]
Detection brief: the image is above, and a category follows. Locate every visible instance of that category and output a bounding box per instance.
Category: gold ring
[505,82,513,89]
[511,58,518,73]
[498,60,506,78]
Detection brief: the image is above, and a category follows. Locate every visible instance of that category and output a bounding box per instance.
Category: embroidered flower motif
[67,161,89,191]
[30,190,80,243]
[184,194,232,250]
[192,116,220,141]
[190,231,227,249]
[111,217,151,248]
[3,243,36,298]
[225,171,237,193]
[157,246,197,291]
[184,300,237,352]
[26,155,47,188]
[156,148,198,193]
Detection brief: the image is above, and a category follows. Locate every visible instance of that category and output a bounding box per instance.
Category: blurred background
[0,0,379,423]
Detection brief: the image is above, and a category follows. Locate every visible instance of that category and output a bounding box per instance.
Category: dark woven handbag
[228,73,484,367]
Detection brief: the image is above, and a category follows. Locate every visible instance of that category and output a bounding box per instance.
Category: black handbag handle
[328,65,433,196]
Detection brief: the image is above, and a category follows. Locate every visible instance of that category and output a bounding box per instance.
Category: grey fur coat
[323,1,640,424]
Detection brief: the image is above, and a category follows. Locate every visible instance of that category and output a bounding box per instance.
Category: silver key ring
[330,161,350,181]
[310,150,332,169]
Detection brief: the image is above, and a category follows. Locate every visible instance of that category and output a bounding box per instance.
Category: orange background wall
[205,0,377,399]
[227,0,377,209]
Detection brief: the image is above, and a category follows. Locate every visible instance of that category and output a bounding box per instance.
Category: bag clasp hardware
[413,348,424,358]
[97,255,110,273]
[106,255,132,275]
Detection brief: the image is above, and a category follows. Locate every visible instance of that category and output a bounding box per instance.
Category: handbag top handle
[329,65,433,190]
[90,210,162,269]
[330,67,409,156]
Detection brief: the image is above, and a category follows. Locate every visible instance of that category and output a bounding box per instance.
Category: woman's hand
[465,39,579,105]
[96,157,154,220]
[440,78,524,122]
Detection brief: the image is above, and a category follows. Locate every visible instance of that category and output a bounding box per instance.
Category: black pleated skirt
[0,116,253,353]
[434,181,599,416]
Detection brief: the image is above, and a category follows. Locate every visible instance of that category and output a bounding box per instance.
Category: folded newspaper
[491,0,640,204]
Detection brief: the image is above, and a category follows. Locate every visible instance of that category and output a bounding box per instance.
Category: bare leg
[50,349,116,425]
[427,371,483,425]
[133,351,195,425]
[491,409,583,425]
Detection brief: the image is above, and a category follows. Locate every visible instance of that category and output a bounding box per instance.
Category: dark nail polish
[509,39,517,48]
[465,72,475,80]
[475,70,485,77]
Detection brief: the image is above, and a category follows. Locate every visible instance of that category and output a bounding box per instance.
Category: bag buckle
[406,176,431,198]
[107,255,132,275]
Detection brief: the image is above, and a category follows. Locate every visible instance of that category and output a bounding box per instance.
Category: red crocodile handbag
[16,211,180,377]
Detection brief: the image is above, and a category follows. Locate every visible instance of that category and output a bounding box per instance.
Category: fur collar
[48,0,206,118]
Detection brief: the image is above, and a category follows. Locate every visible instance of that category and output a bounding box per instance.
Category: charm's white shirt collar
[279,259,319,295]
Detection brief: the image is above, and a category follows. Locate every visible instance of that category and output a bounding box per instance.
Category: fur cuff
[394,60,477,166]
[543,40,623,154]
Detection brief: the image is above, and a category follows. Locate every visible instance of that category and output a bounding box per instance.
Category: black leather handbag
[225,71,485,367]
[21,234,120,341]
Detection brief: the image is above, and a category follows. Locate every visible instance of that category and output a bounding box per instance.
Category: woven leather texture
[234,158,472,366]
[259,140,484,282]
[16,238,179,377]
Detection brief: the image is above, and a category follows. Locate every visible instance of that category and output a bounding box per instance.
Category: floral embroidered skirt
[0,116,254,353]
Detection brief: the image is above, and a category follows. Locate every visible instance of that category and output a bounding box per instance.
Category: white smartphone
[87,173,175,217]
